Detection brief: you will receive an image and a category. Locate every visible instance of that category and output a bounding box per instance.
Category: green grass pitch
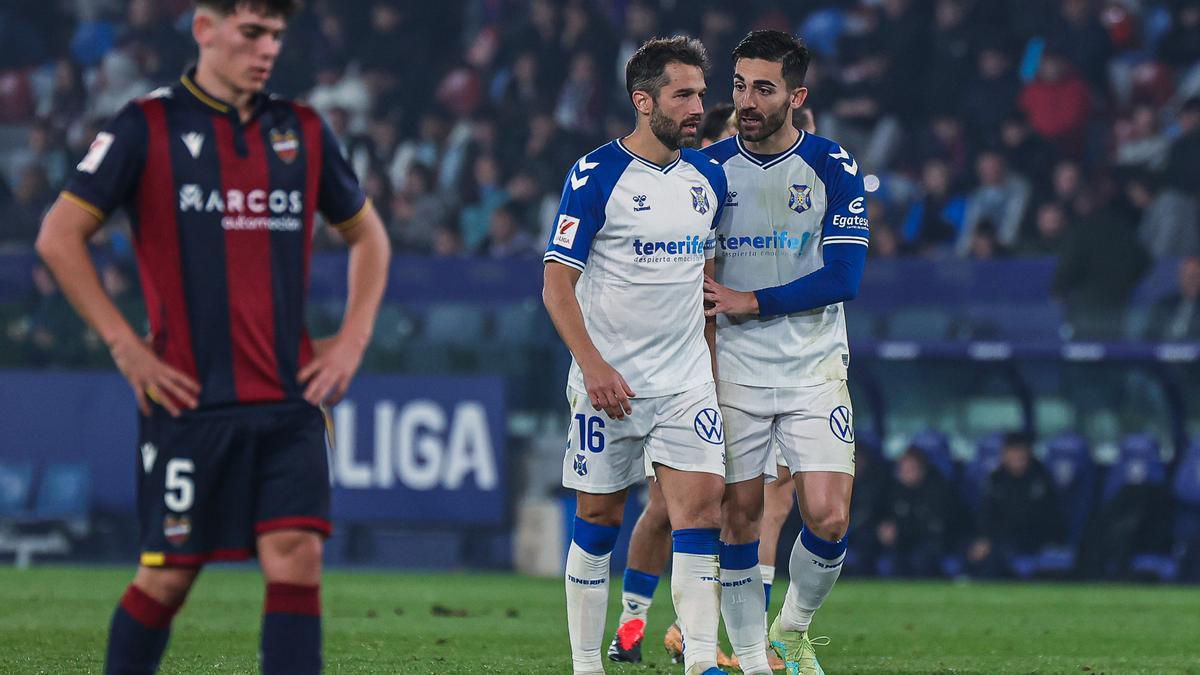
[1,567,1198,673]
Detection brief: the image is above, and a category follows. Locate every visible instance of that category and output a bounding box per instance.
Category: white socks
[565,518,620,675]
[759,563,776,634]
[671,529,722,674]
[721,541,771,674]
[780,526,846,633]
[617,568,659,626]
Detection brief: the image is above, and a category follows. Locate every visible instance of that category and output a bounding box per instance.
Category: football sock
[671,528,722,674]
[780,526,847,632]
[759,563,776,633]
[721,541,771,674]
[105,584,179,675]
[566,516,620,674]
[618,568,659,625]
[261,582,321,675]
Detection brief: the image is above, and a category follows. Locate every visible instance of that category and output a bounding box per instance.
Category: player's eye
[759,87,773,95]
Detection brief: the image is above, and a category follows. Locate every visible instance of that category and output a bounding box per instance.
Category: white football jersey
[544,139,728,398]
[702,132,869,387]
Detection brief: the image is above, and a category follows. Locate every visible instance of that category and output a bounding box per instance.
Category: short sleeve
[821,145,869,248]
[542,161,607,272]
[61,102,147,220]
[708,165,728,231]
[317,119,368,230]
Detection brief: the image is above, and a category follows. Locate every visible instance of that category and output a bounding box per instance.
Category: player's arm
[38,103,199,416]
[543,262,634,420]
[703,258,718,380]
[299,119,392,406]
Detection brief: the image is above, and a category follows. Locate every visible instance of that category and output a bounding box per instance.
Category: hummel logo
[182,132,205,159]
[633,194,650,211]
[626,601,639,611]
[570,156,599,191]
[829,146,858,176]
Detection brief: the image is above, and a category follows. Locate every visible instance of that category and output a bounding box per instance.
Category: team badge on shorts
[270,128,300,164]
[788,184,813,214]
[694,408,724,445]
[690,186,710,214]
[573,453,589,477]
[164,515,191,547]
[829,406,854,443]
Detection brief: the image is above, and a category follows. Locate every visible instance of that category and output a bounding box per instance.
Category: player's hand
[581,359,635,420]
[298,334,365,406]
[704,275,759,317]
[109,334,200,417]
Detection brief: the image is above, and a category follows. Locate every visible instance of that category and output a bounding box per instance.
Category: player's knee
[808,509,850,541]
[259,531,323,584]
[134,566,199,607]
[576,504,623,529]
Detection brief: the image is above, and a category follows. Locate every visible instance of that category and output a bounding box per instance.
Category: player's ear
[790,87,809,111]
[631,90,654,117]
[193,8,221,48]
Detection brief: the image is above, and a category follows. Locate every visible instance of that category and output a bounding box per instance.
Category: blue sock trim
[719,541,759,571]
[800,525,848,561]
[572,517,620,556]
[622,568,659,598]
[672,528,720,555]
[764,582,773,607]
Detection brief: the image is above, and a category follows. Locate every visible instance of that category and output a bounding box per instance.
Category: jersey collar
[179,68,269,120]
[615,139,681,174]
[735,130,805,170]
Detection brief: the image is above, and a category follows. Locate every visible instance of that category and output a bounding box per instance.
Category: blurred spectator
[1115,103,1171,171]
[37,58,87,126]
[1052,0,1112,91]
[999,112,1056,197]
[118,0,187,81]
[900,158,965,255]
[1146,256,1200,341]
[924,0,974,116]
[1126,170,1199,259]
[7,119,70,188]
[458,154,508,251]
[1163,98,1200,194]
[388,164,449,253]
[1019,202,1071,256]
[1157,3,1200,70]
[1052,191,1151,339]
[10,263,88,366]
[1019,51,1091,157]
[967,433,1062,577]
[483,202,536,259]
[875,447,967,577]
[957,150,1031,256]
[0,165,54,248]
[432,225,466,258]
[845,445,892,575]
[699,102,735,147]
[961,42,1020,142]
[554,52,603,136]
[965,219,1007,260]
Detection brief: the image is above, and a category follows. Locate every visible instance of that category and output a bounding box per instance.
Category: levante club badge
[164,515,191,547]
[270,128,299,164]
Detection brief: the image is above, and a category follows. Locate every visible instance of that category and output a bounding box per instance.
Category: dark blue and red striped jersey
[62,70,368,409]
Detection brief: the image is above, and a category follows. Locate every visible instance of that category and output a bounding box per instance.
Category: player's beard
[737,101,790,142]
[650,105,701,150]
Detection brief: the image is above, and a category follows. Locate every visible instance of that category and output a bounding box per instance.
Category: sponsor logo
[690,186,710,214]
[140,443,157,474]
[626,601,640,611]
[181,132,205,159]
[632,235,706,257]
[573,453,588,477]
[721,577,756,588]
[163,515,190,547]
[849,196,865,214]
[270,128,299,163]
[632,194,650,212]
[788,184,813,214]
[829,406,854,443]
[77,132,114,174]
[832,214,870,230]
[694,408,723,445]
[715,230,812,255]
[554,214,580,248]
[811,559,844,569]
[568,574,606,586]
[178,184,304,231]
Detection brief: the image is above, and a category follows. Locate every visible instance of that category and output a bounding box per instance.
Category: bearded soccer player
[542,37,730,675]
[702,30,867,674]
[35,2,390,673]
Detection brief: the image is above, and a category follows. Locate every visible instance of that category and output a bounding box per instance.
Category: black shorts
[136,401,331,567]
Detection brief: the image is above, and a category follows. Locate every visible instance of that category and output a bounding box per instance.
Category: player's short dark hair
[700,102,734,143]
[1002,431,1033,451]
[732,30,811,90]
[625,36,710,99]
[194,0,298,17]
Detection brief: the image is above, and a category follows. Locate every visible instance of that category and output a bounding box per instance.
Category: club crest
[690,186,710,215]
[788,184,813,214]
[270,128,299,164]
[164,515,191,547]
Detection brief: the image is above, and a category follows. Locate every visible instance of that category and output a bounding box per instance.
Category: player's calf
[259,530,324,675]
[105,567,199,675]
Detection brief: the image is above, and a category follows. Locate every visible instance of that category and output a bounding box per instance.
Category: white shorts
[562,382,727,494]
[718,379,856,481]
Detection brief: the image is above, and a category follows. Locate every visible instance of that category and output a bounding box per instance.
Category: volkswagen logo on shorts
[694,408,724,445]
[829,406,854,443]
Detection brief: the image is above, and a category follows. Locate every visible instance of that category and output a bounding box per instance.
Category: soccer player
[542,36,729,675]
[34,2,390,673]
[703,30,868,674]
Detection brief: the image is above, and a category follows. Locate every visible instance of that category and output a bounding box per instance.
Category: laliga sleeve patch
[77,132,115,174]
[554,214,581,248]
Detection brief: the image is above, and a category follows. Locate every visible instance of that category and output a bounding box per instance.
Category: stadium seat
[906,428,955,480]
[491,302,553,346]
[1043,433,1097,547]
[0,460,34,517]
[1103,434,1167,503]
[1172,439,1200,580]
[32,463,91,520]
[882,307,953,341]
[961,433,1005,508]
[419,304,488,346]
